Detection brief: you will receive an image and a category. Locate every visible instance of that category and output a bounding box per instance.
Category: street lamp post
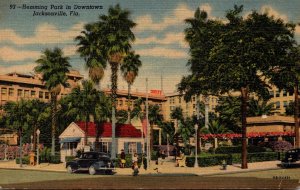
[36,129,40,165]
[194,124,199,168]
[30,135,33,151]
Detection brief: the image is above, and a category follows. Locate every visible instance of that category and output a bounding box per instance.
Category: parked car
[281,148,300,167]
[66,151,114,175]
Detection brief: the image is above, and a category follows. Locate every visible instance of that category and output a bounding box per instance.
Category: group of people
[120,149,139,176]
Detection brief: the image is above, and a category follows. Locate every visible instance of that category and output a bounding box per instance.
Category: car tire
[67,165,75,174]
[89,166,96,175]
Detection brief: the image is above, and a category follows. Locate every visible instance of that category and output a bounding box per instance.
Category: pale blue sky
[0,0,299,93]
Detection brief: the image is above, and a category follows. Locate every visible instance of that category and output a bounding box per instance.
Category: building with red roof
[59,121,144,162]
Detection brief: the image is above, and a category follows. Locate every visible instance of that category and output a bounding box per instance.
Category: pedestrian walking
[120,149,126,168]
[132,153,139,176]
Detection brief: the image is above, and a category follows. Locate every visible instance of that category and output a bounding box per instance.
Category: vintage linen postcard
[0,0,300,189]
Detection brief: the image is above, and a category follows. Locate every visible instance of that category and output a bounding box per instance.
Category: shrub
[215,145,267,154]
[114,154,133,168]
[49,154,61,164]
[268,141,293,152]
[40,147,51,163]
[231,152,278,163]
[15,156,30,164]
[65,156,76,163]
[186,154,232,167]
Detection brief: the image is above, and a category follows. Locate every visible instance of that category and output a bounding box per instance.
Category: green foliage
[116,110,128,124]
[186,152,279,167]
[40,147,51,163]
[170,107,184,121]
[15,156,30,165]
[186,154,231,167]
[215,145,267,154]
[49,154,61,164]
[65,156,76,163]
[247,98,278,117]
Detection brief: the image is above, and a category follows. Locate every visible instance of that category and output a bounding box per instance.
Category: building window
[269,90,274,98]
[39,91,43,99]
[178,96,181,103]
[45,92,49,99]
[31,91,36,97]
[24,90,29,97]
[283,101,288,108]
[99,142,111,153]
[119,100,123,106]
[193,104,196,109]
[289,91,294,96]
[275,90,280,97]
[8,88,14,96]
[1,88,7,96]
[192,96,196,102]
[283,89,287,97]
[170,106,174,111]
[128,142,137,154]
[17,89,22,97]
[275,101,280,109]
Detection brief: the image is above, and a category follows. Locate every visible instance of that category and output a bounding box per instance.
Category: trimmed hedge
[15,156,30,164]
[186,154,231,167]
[65,156,76,163]
[215,145,267,154]
[49,154,61,164]
[187,152,280,167]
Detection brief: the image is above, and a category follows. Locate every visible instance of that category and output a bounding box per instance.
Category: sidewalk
[0,158,282,176]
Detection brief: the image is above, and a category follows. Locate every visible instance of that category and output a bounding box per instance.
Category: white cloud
[0,63,36,74]
[135,3,194,32]
[0,47,40,62]
[135,32,188,48]
[260,5,288,22]
[136,47,187,59]
[0,22,84,45]
[63,45,77,56]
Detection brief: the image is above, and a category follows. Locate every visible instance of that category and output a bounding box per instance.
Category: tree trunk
[110,61,119,159]
[295,80,299,148]
[51,94,57,156]
[241,87,248,169]
[127,83,131,124]
[84,113,89,146]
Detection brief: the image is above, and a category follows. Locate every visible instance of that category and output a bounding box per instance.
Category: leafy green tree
[270,45,300,147]
[160,121,175,145]
[205,120,233,134]
[215,96,241,133]
[116,110,128,124]
[121,51,142,124]
[247,98,278,117]
[180,5,295,169]
[35,48,71,155]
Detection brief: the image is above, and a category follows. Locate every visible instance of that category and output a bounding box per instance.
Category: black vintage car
[66,151,115,175]
[281,148,300,167]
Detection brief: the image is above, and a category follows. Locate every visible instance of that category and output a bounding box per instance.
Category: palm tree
[247,98,278,117]
[206,120,232,134]
[34,47,71,155]
[75,23,107,90]
[148,104,163,151]
[121,51,142,124]
[96,4,136,159]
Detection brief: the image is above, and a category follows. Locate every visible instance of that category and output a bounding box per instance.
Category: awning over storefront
[60,137,81,143]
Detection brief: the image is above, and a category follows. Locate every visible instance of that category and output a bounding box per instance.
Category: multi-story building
[0,70,83,105]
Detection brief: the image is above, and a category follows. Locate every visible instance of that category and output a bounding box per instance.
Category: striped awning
[60,137,81,143]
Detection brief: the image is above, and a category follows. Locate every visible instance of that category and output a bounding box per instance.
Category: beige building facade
[0,70,83,105]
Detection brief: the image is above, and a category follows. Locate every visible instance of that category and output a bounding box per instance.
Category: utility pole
[146,78,150,168]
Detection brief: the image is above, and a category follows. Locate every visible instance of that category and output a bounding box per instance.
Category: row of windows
[1,88,49,99]
[274,101,292,109]
[269,89,293,98]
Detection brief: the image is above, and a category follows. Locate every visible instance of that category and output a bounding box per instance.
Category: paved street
[0,169,299,189]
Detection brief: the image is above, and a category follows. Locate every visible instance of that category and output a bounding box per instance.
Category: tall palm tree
[96,4,136,159]
[121,51,142,124]
[205,120,232,134]
[75,23,107,90]
[34,47,71,155]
